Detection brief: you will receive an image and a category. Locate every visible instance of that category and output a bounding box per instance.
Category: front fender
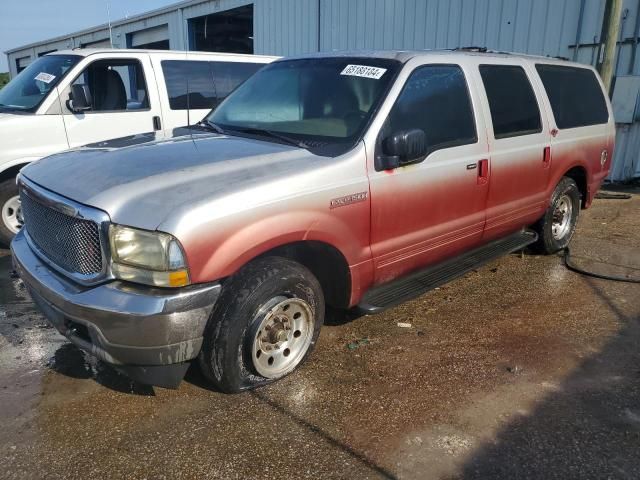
[185,207,371,284]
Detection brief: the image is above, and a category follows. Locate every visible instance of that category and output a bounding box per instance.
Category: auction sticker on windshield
[340,65,387,79]
[34,72,56,84]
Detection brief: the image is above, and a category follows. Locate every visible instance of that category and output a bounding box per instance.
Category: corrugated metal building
[5,0,640,180]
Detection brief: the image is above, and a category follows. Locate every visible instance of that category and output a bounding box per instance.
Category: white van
[0,49,276,245]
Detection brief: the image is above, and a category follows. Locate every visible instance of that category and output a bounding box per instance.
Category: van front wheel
[198,256,324,393]
[0,178,22,248]
[533,177,580,254]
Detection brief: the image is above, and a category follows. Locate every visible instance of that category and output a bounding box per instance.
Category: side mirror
[66,84,92,113]
[377,129,428,170]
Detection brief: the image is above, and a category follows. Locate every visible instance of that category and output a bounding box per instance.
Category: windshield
[207,57,400,155]
[0,55,81,112]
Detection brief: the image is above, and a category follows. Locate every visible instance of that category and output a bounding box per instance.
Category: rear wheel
[533,177,580,254]
[0,178,22,248]
[198,256,324,393]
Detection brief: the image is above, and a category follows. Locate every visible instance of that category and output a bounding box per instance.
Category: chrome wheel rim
[251,296,314,379]
[1,195,23,234]
[551,194,572,240]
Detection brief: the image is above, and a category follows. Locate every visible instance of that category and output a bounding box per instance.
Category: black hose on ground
[563,247,640,284]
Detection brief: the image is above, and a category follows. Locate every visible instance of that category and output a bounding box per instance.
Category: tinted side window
[162,60,215,110]
[535,64,608,129]
[383,65,477,155]
[211,62,263,99]
[479,65,542,139]
[162,60,263,110]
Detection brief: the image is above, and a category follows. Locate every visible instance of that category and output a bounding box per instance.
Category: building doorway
[189,4,253,54]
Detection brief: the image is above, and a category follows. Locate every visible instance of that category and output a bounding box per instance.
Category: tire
[533,177,581,254]
[198,256,325,393]
[0,178,22,248]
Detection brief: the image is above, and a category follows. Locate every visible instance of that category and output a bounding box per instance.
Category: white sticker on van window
[34,72,56,84]
[340,64,387,79]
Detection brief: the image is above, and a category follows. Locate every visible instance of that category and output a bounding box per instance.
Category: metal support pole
[598,0,624,94]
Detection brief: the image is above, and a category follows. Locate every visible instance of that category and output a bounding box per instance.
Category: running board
[358,230,538,314]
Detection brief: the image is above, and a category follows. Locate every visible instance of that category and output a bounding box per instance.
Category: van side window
[479,65,542,139]
[161,60,263,110]
[535,64,609,129]
[70,59,149,112]
[382,65,477,155]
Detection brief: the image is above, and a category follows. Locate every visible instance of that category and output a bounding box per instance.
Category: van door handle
[543,146,551,168]
[153,116,162,131]
[477,159,489,185]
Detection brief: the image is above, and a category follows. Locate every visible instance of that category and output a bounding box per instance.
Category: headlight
[109,225,190,288]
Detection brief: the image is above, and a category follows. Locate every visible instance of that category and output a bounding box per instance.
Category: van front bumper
[11,230,221,388]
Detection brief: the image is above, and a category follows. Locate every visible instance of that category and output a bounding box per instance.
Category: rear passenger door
[158,59,264,129]
[476,62,552,241]
[368,63,490,284]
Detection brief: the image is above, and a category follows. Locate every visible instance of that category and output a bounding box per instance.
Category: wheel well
[0,164,29,185]
[563,166,588,208]
[258,241,351,309]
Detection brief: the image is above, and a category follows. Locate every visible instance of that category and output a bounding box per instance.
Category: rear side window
[161,60,263,110]
[479,65,542,139]
[535,64,609,129]
[383,64,477,155]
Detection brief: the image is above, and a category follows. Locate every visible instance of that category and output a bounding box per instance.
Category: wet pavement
[1,190,639,479]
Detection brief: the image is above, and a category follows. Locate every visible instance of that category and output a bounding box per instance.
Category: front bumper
[11,230,221,388]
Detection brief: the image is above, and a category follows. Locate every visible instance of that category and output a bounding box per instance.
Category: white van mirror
[67,85,92,113]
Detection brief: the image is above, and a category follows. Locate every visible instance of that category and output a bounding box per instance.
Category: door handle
[153,116,162,131]
[477,159,489,185]
[543,146,551,168]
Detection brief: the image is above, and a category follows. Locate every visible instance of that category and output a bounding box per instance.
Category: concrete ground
[0,189,639,480]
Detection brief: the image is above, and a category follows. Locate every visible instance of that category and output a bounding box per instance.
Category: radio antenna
[186,66,191,126]
[106,1,114,48]
[183,18,191,126]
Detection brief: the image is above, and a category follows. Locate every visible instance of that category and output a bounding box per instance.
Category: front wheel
[533,177,581,254]
[0,178,23,248]
[198,256,324,393]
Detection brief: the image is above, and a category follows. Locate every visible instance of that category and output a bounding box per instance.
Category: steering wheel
[343,110,367,133]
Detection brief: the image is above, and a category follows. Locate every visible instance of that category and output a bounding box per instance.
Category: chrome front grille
[20,189,103,276]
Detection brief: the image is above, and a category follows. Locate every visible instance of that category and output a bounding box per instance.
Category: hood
[21,129,327,230]
[0,111,34,123]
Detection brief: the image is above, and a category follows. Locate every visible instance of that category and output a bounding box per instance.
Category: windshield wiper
[227,126,310,150]
[195,119,226,135]
[0,103,21,112]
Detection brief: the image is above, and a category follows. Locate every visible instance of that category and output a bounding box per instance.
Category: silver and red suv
[11,50,615,392]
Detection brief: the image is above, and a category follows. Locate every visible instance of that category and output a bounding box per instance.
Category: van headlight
[109,225,190,288]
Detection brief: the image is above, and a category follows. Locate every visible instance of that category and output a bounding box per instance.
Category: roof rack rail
[453,46,488,53]
[550,55,570,61]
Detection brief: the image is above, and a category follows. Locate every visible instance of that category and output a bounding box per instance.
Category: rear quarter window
[535,64,609,129]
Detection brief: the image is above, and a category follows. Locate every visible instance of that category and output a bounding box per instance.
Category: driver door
[61,54,162,148]
[368,63,490,284]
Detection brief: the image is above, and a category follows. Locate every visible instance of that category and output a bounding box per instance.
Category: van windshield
[0,55,81,113]
[207,57,400,155]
